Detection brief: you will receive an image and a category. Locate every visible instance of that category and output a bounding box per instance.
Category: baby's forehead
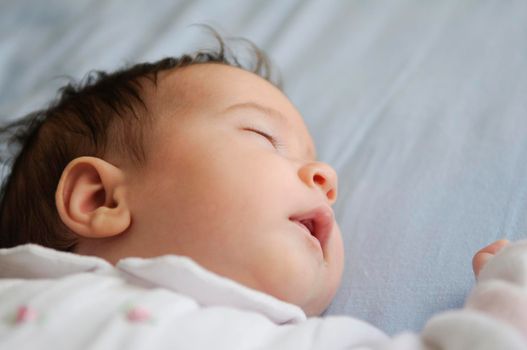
[154,64,278,105]
[142,64,317,160]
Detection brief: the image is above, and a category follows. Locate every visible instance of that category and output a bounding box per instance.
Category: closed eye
[243,128,280,149]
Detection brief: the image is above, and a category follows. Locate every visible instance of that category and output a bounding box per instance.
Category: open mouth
[289,206,334,252]
[299,219,315,236]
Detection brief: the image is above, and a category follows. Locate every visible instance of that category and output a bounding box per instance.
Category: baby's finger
[479,239,510,255]
[472,252,493,278]
[472,239,510,278]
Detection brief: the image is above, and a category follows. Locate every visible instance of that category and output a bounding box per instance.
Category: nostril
[314,174,326,185]
[327,189,336,201]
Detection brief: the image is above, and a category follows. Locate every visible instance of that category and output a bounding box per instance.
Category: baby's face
[124,64,344,315]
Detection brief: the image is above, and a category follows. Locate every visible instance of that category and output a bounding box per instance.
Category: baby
[0,35,527,349]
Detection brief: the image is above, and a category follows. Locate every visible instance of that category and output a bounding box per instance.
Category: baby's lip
[289,205,334,252]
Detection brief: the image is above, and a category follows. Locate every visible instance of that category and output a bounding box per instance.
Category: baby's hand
[472,239,510,278]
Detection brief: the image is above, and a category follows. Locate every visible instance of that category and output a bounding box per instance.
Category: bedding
[1,0,527,334]
[1,243,527,349]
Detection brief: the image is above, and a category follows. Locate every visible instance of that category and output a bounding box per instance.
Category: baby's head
[0,36,344,316]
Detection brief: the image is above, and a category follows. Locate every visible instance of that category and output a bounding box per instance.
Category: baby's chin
[301,287,338,317]
[268,279,339,317]
[301,268,343,315]
[267,255,343,315]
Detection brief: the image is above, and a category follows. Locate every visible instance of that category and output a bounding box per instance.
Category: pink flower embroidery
[15,305,37,324]
[126,306,151,323]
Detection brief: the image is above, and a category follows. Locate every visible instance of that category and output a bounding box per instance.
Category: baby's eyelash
[243,128,283,149]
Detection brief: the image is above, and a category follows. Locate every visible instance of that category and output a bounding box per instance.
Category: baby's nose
[298,162,338,204]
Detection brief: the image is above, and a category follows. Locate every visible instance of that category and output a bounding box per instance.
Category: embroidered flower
[15,305,38,324]
[126,306,151,323]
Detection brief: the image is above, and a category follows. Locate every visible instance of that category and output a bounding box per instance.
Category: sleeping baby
[0,34,526,349]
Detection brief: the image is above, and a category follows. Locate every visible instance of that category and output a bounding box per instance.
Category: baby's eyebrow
[222,102,289,127]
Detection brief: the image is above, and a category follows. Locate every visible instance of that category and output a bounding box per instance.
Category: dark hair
[0,30,279,251]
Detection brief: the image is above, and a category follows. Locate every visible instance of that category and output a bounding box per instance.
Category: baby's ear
[55,156,131,238]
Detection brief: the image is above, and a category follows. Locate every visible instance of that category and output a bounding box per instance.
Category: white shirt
[1,243,526,349]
